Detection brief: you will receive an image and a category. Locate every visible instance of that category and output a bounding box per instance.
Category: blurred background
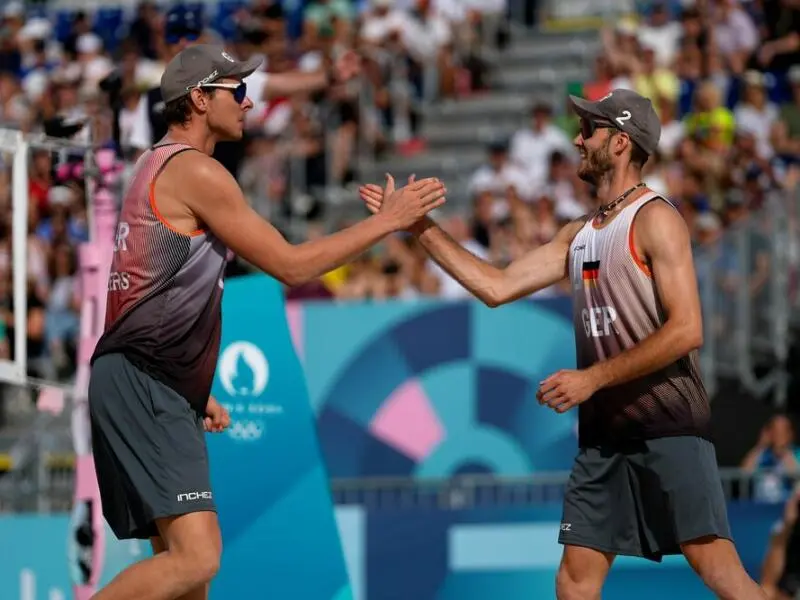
[0,0,799,598]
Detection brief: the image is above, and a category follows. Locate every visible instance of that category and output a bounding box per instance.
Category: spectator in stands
[302,0,354,51]
[468,139,531,203]
[684,80,736,151]
[742,414,800,503]
[45,243,79,377]
[633,43,680,110]
[711,0,759,75]
[509,102,575,191]
[774,65,800,162]
[636,1,682,68]
[755,0,800,74]
[734,70,780,159]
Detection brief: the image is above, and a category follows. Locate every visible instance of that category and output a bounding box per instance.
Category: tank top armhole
[149,146,207,237]
[627,194,677,278]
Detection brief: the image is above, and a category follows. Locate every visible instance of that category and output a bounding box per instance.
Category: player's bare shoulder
[633,195,690,258]
[556,214,591,247]
[169,151,242,212]
[169,150,233,189]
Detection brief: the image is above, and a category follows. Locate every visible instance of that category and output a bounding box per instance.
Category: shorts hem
[676,531,734,547]
[113,504,218,541]
[558,535,663,562]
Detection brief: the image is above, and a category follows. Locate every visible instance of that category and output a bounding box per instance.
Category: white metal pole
[12,132,29,383]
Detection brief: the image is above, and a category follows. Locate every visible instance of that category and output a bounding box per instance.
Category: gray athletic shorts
[88,353,216,540]
[558,435,732,561]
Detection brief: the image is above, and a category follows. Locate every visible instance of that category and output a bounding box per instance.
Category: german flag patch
[582,261,600,287]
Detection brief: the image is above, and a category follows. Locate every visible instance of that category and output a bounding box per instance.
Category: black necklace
[598,182,647,216]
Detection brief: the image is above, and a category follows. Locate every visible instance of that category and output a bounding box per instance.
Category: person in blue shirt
[742,414,800,502]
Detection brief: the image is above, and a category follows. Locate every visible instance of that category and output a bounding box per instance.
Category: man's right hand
[373,174,446,231]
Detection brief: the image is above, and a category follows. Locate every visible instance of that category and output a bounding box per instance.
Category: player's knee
[194,548,221,584]
[167,524,222,585]
[556,564,602,600]
[176,542,221,585]
[682,537,751,598]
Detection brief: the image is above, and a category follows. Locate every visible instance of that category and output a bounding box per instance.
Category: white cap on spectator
[52,63,82,85]
[736,119,759,138]
[77,33,103,55]
[2,1,24,19]
[695,212,721,232]
[22,71,49,102]
[742,69,766,87]
[555,197,585,221]
[18,18,51,42]
[48,186,74,207]
[616,19,638,36]
[299,51,323,72]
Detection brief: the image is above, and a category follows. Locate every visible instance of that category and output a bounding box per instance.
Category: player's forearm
[587,319,703,390]
[287,214,394,285]
[412,217,504,306]
[264,70,328,99]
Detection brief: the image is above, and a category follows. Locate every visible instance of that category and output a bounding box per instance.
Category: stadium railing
[0,452,793,513]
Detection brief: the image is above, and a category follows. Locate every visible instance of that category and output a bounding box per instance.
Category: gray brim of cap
[568,95,604,120]
[226,55,263,80]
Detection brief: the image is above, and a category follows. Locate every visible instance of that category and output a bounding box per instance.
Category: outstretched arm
[185,157,445,286]
[411,216,583,307]
[263,50,360,99]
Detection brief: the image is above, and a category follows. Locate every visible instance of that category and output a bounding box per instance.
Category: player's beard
[577,137,614,185]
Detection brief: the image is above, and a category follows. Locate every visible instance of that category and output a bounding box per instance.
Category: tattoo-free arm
[412,216,585,307]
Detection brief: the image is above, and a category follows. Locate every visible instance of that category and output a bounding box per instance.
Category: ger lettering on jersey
[568,192,711,446]
[92,143,227,412]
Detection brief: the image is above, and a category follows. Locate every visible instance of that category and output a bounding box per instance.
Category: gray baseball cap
[569,89,662,156]
[160,44,262,104]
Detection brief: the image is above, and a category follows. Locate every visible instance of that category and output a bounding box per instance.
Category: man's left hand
[537,369,602,413]
[333,50,361,83]
[204,396,231,433]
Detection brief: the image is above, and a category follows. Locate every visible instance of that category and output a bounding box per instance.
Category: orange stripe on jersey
[148,149,206,238]
[628,218,652,277]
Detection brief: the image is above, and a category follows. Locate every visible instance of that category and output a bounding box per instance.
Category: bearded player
[360,89,766,599]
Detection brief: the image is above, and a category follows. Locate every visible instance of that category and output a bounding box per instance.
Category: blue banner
[335,500,781,600]
[0,502,781,600]
[207,274,352,599]
[295,298,579,479]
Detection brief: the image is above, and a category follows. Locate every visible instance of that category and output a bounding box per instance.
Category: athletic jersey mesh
[568,191,710,446]
[92,143,227,411]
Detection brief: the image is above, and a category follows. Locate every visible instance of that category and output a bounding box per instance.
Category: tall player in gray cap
[361,88,766,599]
[88,45,446,600]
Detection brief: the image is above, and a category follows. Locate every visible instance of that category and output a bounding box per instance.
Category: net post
[11,131,28,383]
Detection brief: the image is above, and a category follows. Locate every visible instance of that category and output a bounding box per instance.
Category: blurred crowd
[0,0,798,379]
[292,0,800,303]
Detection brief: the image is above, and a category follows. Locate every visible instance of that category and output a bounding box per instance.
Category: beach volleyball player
[361,89,766,599]
[87,45,446,600]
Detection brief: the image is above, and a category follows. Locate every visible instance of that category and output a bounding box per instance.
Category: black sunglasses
[580,118,616,140]
[201,82,248,105]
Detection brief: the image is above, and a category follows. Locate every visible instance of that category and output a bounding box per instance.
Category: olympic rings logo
[227,420,264,442]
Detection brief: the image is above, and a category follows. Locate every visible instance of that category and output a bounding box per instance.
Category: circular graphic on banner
[315,301,578,479]
[219,341,269,397]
